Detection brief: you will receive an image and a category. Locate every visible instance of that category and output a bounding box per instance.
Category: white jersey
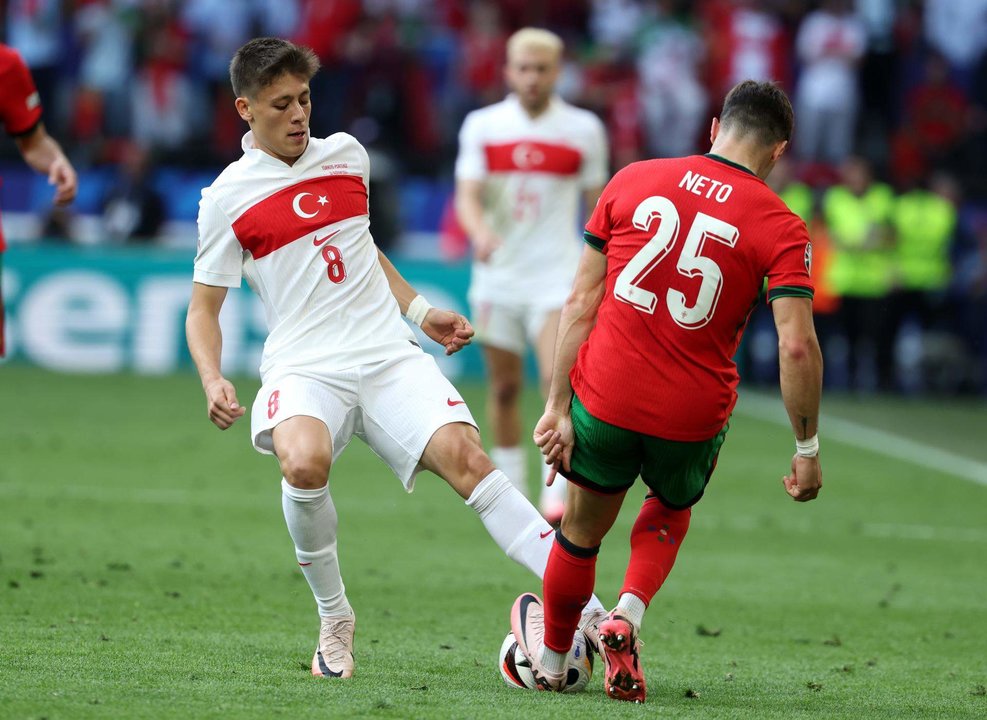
[193,131,416,379]
[455,94,609,306]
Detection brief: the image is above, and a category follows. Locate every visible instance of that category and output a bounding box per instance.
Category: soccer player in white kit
[185,37,606,680]
[454,28,609,525]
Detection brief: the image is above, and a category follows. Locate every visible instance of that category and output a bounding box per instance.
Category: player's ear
[771,140,788,163]
[235,96,253,123]
[709,117,720,144]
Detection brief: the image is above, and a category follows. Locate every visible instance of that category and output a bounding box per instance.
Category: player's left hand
[48,157,78,206]
[533,410,574,485]
[782,454,822,502]
[421,309,474,356]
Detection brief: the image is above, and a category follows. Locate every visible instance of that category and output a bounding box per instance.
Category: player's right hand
[204,378,246,430]
[533,410,574,485]
[472,227,502,263]
[782,454,822,502]
[49,156,78,206]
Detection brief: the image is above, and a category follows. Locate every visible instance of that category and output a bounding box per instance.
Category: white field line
[735,393,987,487]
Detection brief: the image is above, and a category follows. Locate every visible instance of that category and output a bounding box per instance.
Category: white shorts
[469,300,561,355]
[250,349,476,492]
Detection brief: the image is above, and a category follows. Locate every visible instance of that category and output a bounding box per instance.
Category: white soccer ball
[498,629,594,693]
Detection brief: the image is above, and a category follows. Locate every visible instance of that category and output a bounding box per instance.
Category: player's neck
[251,136,308,167]
[707,140,768,179]
[517,95,552,120]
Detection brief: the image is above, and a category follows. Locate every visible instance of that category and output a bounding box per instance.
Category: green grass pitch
[1,366,985,719]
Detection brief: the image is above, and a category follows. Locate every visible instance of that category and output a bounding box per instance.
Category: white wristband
[795,435,819,458]
[405,294,432,327]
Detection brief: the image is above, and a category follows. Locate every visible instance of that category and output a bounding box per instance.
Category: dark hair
[229,38,320,98]
[719,80,794,147]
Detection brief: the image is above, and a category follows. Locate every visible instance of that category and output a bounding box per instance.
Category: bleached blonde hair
[506,27,564,62]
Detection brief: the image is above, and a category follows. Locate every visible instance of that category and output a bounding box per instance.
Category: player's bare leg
[419,422,605,615]
[482,344,528,496]
[273,416,354,678]
[532,309,565,524]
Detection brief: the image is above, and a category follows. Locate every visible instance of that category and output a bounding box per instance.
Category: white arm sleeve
[454,112,487,181]
[193,193,242,288]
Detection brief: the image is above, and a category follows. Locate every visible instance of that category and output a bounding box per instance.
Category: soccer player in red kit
[0,43,77,355]
[509,80,824,702]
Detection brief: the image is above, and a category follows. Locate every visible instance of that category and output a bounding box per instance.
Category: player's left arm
[376,248,474,356]
[534,247,607,476]
[14,122,77,206]
[772,295,823,502]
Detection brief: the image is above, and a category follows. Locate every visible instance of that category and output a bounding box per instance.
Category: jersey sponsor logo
[539,529,554,539]
[232,175,367,260]
[484,140,581,176]
[446,398,466,406]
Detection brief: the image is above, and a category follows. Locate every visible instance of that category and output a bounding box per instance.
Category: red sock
[620,496,691,605]
[543,534,597,653]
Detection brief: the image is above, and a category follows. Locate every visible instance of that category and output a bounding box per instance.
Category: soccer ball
[498,629,594,693]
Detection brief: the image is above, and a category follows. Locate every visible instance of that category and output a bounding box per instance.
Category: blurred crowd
[2,0,987,393]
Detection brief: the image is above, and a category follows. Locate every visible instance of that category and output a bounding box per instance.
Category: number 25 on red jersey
[614,195,739,329]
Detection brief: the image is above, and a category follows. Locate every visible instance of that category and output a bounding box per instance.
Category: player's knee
[490,378,521,407]
[559,515,605,549]
[451,436,496,487]
[280,451,332,489]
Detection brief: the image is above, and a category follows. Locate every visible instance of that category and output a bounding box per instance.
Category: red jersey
[573,154,813,441]
[0,44,44,252]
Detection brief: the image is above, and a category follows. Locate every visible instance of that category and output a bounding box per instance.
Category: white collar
[506,93,560,122]
[241,131,311,169]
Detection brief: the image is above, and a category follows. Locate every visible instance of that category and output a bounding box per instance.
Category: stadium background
[2,4,987,718]
[2,0,987,393]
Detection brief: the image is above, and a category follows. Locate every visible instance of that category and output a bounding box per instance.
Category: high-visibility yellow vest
[780,182,814,224]
[823,183,896,297]
[892,190,955,291]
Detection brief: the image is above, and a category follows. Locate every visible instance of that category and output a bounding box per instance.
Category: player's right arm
[14,122,77,206]
[772,295,823,502]
[454,178,501,262]
[186,192,245,430]
[453,112,501,262]
[1,46,77,206]
[186,282,244,430]
[534,246,607,476]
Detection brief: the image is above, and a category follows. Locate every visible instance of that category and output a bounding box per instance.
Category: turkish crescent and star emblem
[291,191,332,223]
[511,142,545,170]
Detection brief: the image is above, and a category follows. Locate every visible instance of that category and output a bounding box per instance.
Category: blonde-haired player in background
[455,28,609,525]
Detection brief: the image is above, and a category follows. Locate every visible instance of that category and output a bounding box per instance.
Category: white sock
[490,446,527,497]
[617,592,646,631]
[539,463,566,509]
[465,470,604,612]
[541,647,568,674]
[281,479,351,617]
